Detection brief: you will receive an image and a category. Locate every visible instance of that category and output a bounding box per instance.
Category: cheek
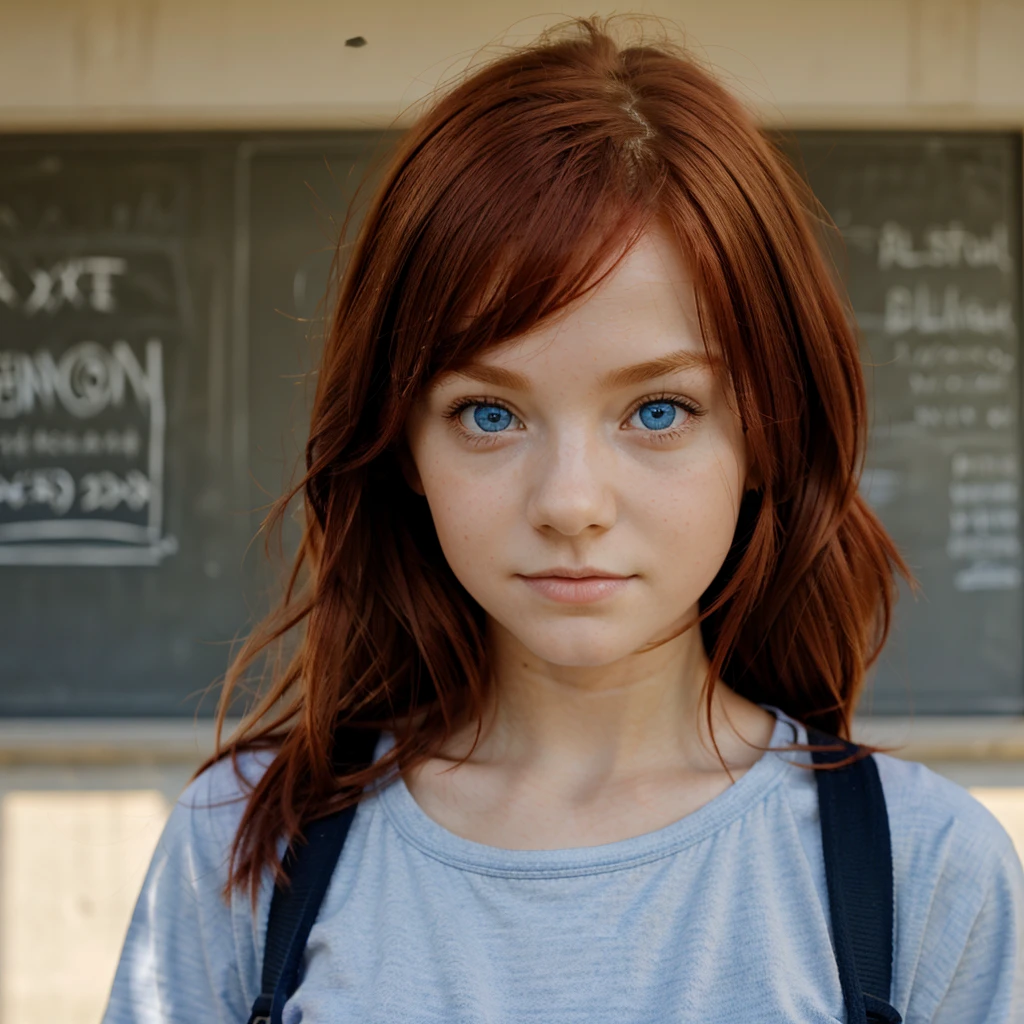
[646,456,745,586]
[405,414,507,589]
[419,464,509,578]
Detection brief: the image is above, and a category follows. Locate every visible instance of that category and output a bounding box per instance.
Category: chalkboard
[786,131,1023,714]
[242,137,396,564]
[0,129,1020,717]
[0,133,397,715]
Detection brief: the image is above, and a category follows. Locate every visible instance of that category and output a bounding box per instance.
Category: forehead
[550,220,700,334]
[436,223,722,388]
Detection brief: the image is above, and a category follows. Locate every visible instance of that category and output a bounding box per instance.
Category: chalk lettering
[947,534,1021,558]
[914,404,978,429]
[0,339,162,419]
[953,563,1021,592]
[950,507,1019,533]
[885,285,1015,336]
[20,256,127,315]
[892,340,1014,374]
[951,452,1017,479]
[0,427,141,459]
[908,371,1010,396]
[878,222,1014,272]
[950,481,1018,504]
[79,470,152,512]
[0,468,75,515]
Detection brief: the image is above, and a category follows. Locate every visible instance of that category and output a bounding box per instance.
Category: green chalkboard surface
[783,131,1023,714]
[0,129,1020,716]
[0,133,397,715]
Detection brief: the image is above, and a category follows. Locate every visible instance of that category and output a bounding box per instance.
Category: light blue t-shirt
[102,705,1024,1023]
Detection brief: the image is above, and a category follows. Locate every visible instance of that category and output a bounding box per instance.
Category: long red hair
[201,16,911,902]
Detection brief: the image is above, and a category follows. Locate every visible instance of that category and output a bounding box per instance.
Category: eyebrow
[445,349,720,391]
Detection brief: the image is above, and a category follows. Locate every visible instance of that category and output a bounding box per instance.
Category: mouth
[520,566,631,579]
[516,570,635,604]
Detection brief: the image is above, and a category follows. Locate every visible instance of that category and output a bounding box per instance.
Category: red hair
[201,16,911,902]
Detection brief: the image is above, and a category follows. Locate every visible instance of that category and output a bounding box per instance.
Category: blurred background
[0,0,1022,1020]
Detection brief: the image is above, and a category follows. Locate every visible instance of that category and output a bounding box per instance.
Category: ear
[395,443,425,496]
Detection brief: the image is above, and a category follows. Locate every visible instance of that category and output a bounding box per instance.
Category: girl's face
[403,222,756,668]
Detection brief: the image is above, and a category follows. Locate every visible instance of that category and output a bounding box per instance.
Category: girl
[103,17,1023,1023]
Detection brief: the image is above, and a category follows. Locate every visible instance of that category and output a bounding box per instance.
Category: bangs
[367,67,671,421]
[434,203,651,376]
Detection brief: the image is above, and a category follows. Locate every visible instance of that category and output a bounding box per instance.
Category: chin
[511,621,647,668]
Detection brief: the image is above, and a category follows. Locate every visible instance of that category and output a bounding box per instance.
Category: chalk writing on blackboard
[877,221,1014,272]
[0,224,179,565]
[0,257,127,316]
[947,451,1021,590]
[0,335,174,565]
[843,205,1020,596]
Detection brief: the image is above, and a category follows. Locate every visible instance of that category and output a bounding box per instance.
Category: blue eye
[472,404,514,432]
[633,400,679,431]
[446,394,700,445]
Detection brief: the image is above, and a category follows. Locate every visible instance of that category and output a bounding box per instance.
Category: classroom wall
[0,0,1022,131]
[1,1,1023,1022]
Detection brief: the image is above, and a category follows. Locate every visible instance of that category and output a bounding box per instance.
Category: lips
[520,566,630,579]
[518,572,634,604]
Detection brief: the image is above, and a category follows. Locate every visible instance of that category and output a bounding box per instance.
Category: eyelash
[441,391,706,448]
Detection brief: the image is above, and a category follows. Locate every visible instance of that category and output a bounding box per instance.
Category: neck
[436,617,773,787]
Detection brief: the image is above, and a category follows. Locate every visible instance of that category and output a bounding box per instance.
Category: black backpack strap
[807,724,902,1024]
[246,806,359,1024]
[247,726,382,1024]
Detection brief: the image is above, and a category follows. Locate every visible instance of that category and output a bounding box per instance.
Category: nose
[524,426,617,537]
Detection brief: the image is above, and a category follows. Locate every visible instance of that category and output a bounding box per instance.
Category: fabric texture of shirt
[101,704,1024,1023]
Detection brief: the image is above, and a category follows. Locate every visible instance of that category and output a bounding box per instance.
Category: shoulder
[773,723,1020,896]
[773,709,1019,879]
[163,747,278,872]
[183,746,277,808]
[872,751,1021,883]
[101,747,281,1023]
[872,752,1024,1018]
